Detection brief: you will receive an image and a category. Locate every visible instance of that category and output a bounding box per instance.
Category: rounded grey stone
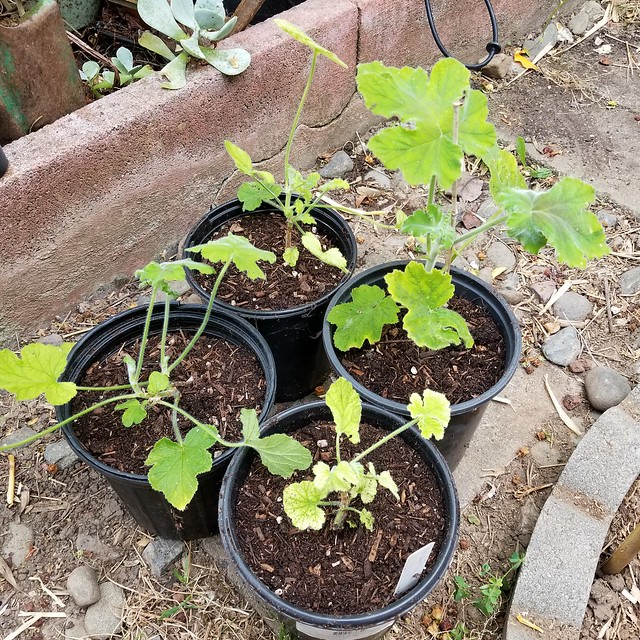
[64,620,88,640]
[619,267,640,295]
[486,241,516,271]
[142,537,185,577]
[168,279,190,296]
[530,280,556,303]
[584,367,631,411]
[0,426,37,449]
[44,440,78,470]
[568,10,589,35]
[2,523,34,567]
[319,150,353,178]
[553,291,593,321]
[363,169,391,190]
[597,210,618,228]
[84,582,125,639]
[542,326,581,366]
[66,566,101,607]
[183,293,203,304]
[498,288,525,305]
[37,333,64,346]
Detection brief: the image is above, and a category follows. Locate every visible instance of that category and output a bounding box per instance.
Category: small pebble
[363,169,391,190]
[66,566,101,607]
[619,267,640,295]
[485,241,516,272]
[584,366,631,411]
[44,440,78,470]
[37,334,64,346]
[597,209,618,228]
[542,326,581,366]
[553,291,592,322]
[84,582,125,639]
[530,280,556,303]
[319,151,353,178]
[480,53,513,79]
[498,288,525,305]
[142,538,185,577]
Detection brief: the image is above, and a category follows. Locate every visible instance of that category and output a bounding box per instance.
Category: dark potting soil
[71,332,266,475]
[340,297,505,405]
[193,211,348,311]
[234,421,447,615]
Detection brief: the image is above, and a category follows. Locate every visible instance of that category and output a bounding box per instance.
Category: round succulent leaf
[81,60,100,80]
[179,32,206,59]
[115,46,134,71]
[171,0,196,29]
[283,481,326,530]
[274,19,347,68]
[201,15,237,41]
[139,31,176,61]
[194,0,224,30]
[408,389,450,440]
[137,0,186,41]
[200,47,251,75]
[159,52,189,89]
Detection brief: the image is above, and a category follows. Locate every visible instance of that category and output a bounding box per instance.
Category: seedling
[225,20,350,272]
[137,0,250,89]
[282,377,450,531]
[0,233,312,510]
[80,48,154,98]
[515,136,554,180]
[327,57,608,353]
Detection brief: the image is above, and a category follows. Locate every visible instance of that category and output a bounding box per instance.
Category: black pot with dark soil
[183,199,357,402]
[57,303,276,541]
[218,401,459,640]
[322,261,522,470]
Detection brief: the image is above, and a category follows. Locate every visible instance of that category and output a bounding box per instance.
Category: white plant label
[295,619,394,639]
[393,541,435,597]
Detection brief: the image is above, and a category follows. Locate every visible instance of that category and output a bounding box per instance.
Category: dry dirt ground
[1,2,640,639]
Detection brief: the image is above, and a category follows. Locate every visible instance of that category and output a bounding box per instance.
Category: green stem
[427,175,437,206]
[167,259,231,374]
[0,394,137,452]
[451,212,508,249]
[134,286,158,383]
[159,296,171,375]
[352,418,419,464]
[170,395,183,444]
[75,384,137,392]
[443,100,462,273]
[283,50,319,216]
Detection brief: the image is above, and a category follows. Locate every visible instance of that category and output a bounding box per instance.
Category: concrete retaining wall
[0,0,559,340]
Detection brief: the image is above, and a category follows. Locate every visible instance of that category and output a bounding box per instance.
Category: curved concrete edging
[503,386,640,640]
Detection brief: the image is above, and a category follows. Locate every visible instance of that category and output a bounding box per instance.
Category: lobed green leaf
[225,140,253,174]
[325,377,361,444]
[283,481,326,530]
[282,246,299,268]
[136,259,214,295]
[249,434,313,478]
[301,233,347,272]
[400,205,457,249]
[115,399,147,427]
[237,181,282,211]
[327,284,399,351]
[147,371,170,395]
[407,389,450,440]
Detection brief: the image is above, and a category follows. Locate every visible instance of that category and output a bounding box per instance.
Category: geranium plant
[327,57,609,353]
[224,20,350,272]
[283,377,450,531]
[0,234,311,510]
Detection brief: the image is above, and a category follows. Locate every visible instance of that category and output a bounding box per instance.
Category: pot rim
[57,302,277,484]
[182,198,358,320]
[218,400,460,628]
[322,260,523,416]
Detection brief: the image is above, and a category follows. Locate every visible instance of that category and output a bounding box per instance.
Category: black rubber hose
[424,0,501,70]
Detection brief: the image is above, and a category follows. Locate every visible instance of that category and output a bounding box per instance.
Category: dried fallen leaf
[466,513,481,526]
[516,613,544,633]
[517,446,530,457]
[544,375,583,435]
[0,556,17,589]
[514,49,539,70]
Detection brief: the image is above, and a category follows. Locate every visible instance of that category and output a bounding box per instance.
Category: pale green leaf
[116,46,134,71]
[102,71,116,87]
[240,408,260,442]
[283,246,299,268]
[139,31,176,61]
[82,61,100,81]
[316,178,350,195]
[111,58,129,76]
[376,470,399,499]
[159,52,189,90]
[498,177,608,268]
[354,470,378,504]
[283,481,326,530]
[136,259,214,293]
[187,233,276,279]
[274,19,347,68]
[201,15,237,40]
[327,284,399,351]
[237,181,282,211]
[194,0,224,29]
[179,31,206,59]
[249,434,312,478]
[137,0,186,41]
[0,343,76,405]
[385,262,474,349]
[224,140,253,174]
[408,389,451,440]
[456,88,496,158]
[301,232,347,272]
[312,460,355,493]
[145,426,217,510]
[201,47,251,76]
[115,399,147,427]
[484,146,527,201]
[171,0,196,29]
[325,377,361,444]
[359,508,374,531]
[400,205,457,249]
[147,371,170,395]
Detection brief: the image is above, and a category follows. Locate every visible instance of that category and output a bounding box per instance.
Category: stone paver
[504,386,640,639]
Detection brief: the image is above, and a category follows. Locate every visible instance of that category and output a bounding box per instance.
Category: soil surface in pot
[234,420,447,615]
[193,212,348,311]
[71,332,266,475]
[339,297,505,405]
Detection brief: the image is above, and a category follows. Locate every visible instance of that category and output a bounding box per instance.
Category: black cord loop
[424,0,501,70]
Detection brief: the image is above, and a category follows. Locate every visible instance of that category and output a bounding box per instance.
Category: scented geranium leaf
[146,426,217,510]
[499,177,608,268]
[147,371,170,395]
[115,399,147,427]
[408,389,450,440]
[376,470,399,499]
[159,52,189,90]
[283,246,299,268]
[138,0,186,41]
[353,470,377,504]
[237,181,282,211]
[283,481,326,530]
[455,88,496,158]
[327,284,399,351]
[286,167,320,202]
[274,19,347,68]
[385,262,473,349]
[325,377,361,444]
[301,233,347,272]
[240,408,260,442]
[139,32,176,62]
[187,233,276,279]
[368,123,463,189]
[0,343,76,405]
[313,460,357,493]
[136,259,214,293]
[225,140,253,174]
[249,433,312,478]
[485,146,527,201]
[359,508,374,531]
[400,205,457,250]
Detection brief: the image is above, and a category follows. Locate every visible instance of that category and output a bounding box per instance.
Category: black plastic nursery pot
[56,303,276,541]
[322,261,522,471]
[218,402,459,640]
[183,199,357,402]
